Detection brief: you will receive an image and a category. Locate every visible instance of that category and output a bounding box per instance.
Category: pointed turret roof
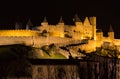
[15,21,22,29]
[74,14,81,22]
[15,22,19,27]
[84,17,90,25]
[26,19,33,26]
[59,16,64,23]
[109,24,114,32]
[43,17,47,22]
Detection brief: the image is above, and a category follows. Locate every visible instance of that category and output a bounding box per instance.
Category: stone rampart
[0,30,40,36]
[0,36,73,47]
[0,36,33,45]
[32,37,73,47]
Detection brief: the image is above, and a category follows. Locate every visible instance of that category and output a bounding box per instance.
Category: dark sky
[0,0,120,38]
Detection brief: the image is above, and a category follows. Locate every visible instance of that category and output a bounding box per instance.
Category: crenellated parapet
[0,30,40,36]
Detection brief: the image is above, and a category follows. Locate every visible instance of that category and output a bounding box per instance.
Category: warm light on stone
[0,16,120,56]
[0,30,39,36]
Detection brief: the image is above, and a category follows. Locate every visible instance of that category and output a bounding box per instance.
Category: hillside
[0,44,66,60]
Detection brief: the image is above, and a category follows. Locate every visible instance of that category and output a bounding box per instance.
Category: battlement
[0,30,40,36]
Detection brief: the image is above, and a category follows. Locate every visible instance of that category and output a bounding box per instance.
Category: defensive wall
[0,36,33,46]
[0,30,40,36]
[0,36,74,47]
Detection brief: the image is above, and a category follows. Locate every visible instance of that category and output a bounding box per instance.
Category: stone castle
[0,14,120,52]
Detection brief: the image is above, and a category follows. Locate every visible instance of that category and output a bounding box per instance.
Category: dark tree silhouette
[0,44,33,78]
[95,45,120,79]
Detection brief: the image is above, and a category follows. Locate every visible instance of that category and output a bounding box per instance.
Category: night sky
[0,0,120,38]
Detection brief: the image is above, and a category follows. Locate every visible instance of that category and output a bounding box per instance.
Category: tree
[0,44,33,78]
[96,45,120,79]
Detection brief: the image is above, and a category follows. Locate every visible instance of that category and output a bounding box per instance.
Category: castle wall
[33,37,74,47]
[114,39,120,46]
[96,32,103,41]
[78,40,96,53]
[75,22,83,31]
[83,17,94,39]
[0,30,40,36]
[71,32,83,40]
[37,25,64,37]
[96,32,103,47]
[96,40,103,47]
[0,36,74,48]
[0,36,33,45]
[103,37,111,42]
[83,24,93,39]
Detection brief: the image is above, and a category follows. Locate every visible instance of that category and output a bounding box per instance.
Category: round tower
[58,16,64,37]
[108,24,114,41]
[74,14,82,26]
[73,14,83,39]
[96,29,103,47]
[89,16,96,40]
[58,16,64,25]
[96,29,103,41]
[26,19,33,30]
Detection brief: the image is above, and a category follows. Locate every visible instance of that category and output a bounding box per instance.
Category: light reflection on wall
[0,30,39,36]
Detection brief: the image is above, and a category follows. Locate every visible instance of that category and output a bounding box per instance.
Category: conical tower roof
[15,21,22,29]
[74,14,81,22]
[26,19,33,26]
[59,16,64,23]
[109,24,114,32]
[43,17,47,22]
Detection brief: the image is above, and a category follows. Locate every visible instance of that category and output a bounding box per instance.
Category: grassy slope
[0,44,30,60]
[38,51,67,59]
[0,44,66,60]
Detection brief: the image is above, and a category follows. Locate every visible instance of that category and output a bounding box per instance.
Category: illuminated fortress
[0,15,120,52]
